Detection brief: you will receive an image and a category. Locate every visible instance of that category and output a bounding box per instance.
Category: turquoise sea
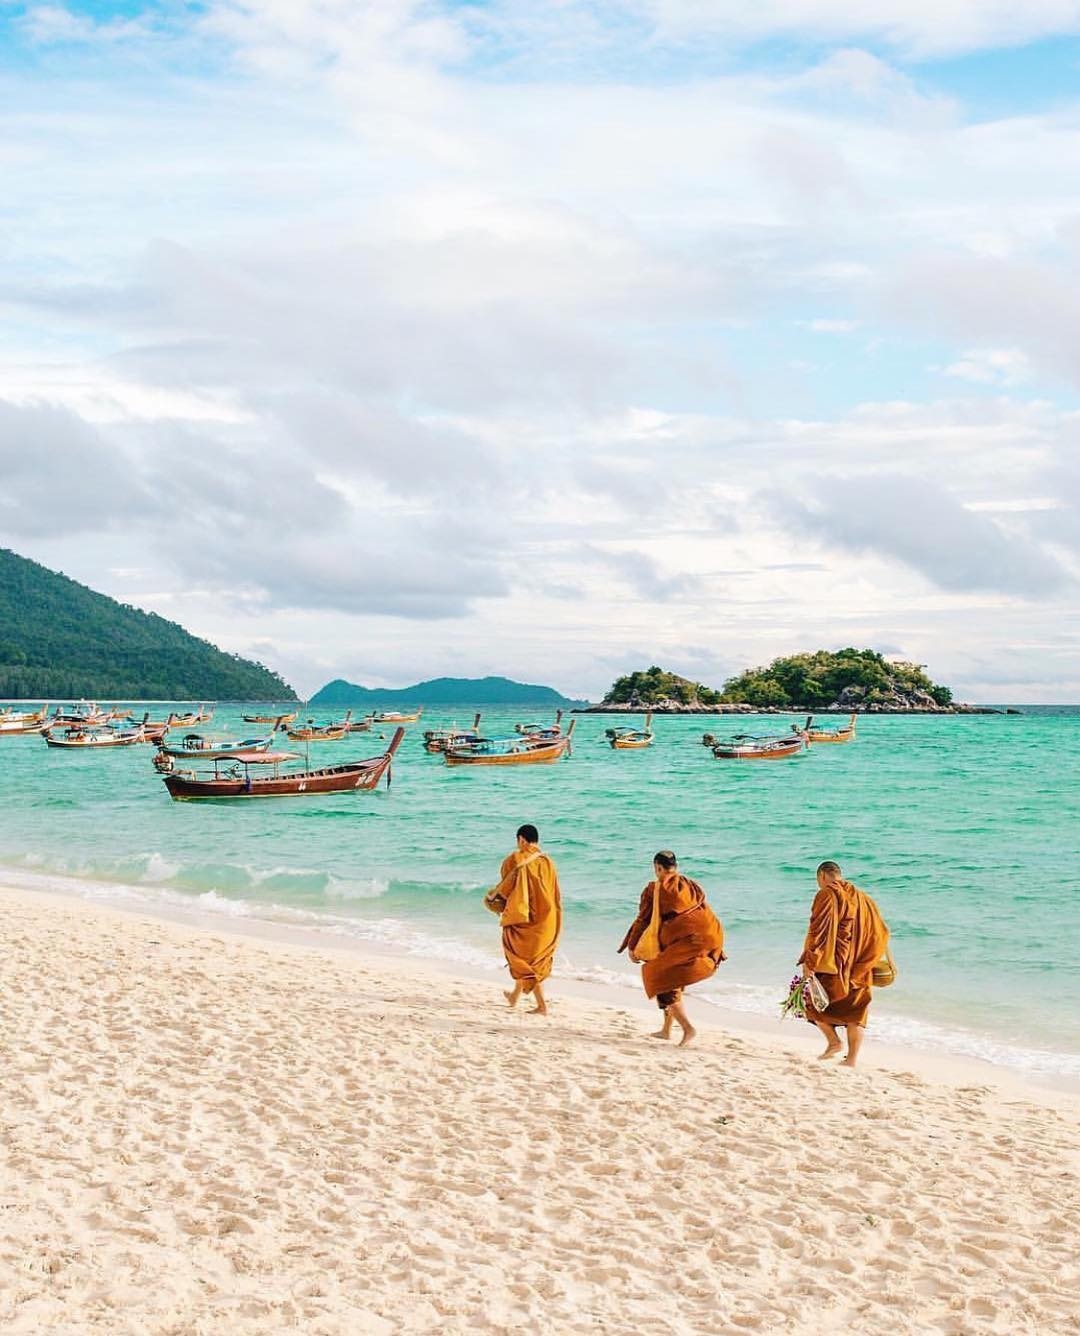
[1,704,1077,1079]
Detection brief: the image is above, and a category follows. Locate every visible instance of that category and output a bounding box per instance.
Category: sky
[2,2,1080,701]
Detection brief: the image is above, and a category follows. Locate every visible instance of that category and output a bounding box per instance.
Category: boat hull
[164,764,387,799]
[444,739,571,766]
[712,742,804,760]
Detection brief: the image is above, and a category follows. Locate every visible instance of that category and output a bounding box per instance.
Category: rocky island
[580,652,1011,715]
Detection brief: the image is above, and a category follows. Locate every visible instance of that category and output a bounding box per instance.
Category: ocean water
[1,704,1077,1079]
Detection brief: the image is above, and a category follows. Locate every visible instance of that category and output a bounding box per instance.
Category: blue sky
[2,1,1080,699]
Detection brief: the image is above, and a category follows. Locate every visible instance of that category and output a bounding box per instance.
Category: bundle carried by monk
[780,973,828,1020]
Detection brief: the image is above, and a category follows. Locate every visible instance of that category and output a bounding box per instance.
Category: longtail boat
[444,720,575,767]
[0,704,49,735]
[43,724,145,749]
[243,710,298,725]
[50,703,111,728]
[156,731,277,762]
[160,728,405,801]
[345,714,376,732]
[515,710,563,739]
[373,708,422,724]
[171,704,214,727]
[708,731,806,760]
[606,711,653,750]
[423,713,483,754]
[806,712,857,744]
[287,711,353,742]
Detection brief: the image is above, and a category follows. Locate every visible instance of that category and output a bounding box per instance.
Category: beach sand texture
[1,889,1077,1335]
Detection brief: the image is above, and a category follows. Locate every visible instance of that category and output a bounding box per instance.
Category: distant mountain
[0,548,297,701]
[310,675,586,708]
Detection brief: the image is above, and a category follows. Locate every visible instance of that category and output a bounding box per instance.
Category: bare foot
[503,990,519,1008]
[840,1056,858,1068]
[528,1005,547,1016]
[818,1043,842,1060]
[678,1026,697,1047]
[649,1029,671,1041]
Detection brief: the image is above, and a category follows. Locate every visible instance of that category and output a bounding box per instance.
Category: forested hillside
[0,548,296,700]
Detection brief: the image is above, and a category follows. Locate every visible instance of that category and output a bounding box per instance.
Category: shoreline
[5,878,1077,1103]
[2,883,1078,1333]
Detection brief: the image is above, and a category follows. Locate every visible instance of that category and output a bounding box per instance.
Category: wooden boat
[0,704,49,734]
[50,703,111,728]
[806,712,857,744]
[171,704,214,727]
[287,711,353,742]
[514,710,563,739]
[373,709,422,724]
[709,732,806,760]
[43,724,145,749]
[243,710,298,725]
[345,714,376,732]
[156,731,277,762]
[160,728,405,801]
[444,721,575,767]
[606,711,653,750]
[423,713,483,753]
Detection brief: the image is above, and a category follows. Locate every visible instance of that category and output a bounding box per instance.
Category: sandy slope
[1,887,1077,1335]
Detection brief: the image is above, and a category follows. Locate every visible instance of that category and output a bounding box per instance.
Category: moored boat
[160,728,405,800]
[242,710,298,725]
[373,708,422,724]
[709,732,806,760]
[514,710,563,739]
[423,713,483,753]
[806,712,857,744]
[444,721,575,766]
[43,724,145,749]
[286,711,353,742]
[171,704,214,727]
[606,711,653,750]
[156,731,277,762]
[0,704,49,735]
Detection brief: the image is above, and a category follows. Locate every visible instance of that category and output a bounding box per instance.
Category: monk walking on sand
[618,851,726,1047]
[483,824,562,1016]
[800,860,891,1068]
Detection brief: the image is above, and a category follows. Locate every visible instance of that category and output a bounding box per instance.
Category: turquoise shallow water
[1,704,1078,1077]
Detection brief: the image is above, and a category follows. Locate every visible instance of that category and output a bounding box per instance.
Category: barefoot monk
[618,851,726,1047]
[799,861,891,1068]
[483,824,562,1016]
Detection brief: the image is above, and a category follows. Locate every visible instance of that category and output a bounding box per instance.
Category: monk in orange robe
[483,823,562,1016]
[799,860,890,1067]
[617,851,726,1046]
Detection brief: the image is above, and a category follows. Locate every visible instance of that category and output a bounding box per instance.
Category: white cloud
[944,347,1033,386]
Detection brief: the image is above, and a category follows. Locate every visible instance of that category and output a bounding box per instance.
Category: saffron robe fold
[486,850,562,990]
[798,880,889,1028]
[618,876,726,1000]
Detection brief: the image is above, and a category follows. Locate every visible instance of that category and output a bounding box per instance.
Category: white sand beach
[1,885,1077,1335]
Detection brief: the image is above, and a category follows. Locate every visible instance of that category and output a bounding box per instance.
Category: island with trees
[588,651,1002,713]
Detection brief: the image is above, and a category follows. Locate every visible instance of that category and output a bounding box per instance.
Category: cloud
[0,400,148,537]
[766,473,1072,596]
[944,348,1032,386]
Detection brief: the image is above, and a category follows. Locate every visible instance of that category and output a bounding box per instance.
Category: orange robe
[799,880,889,1028]
[487,850,562,991]
[618,876,726,1000]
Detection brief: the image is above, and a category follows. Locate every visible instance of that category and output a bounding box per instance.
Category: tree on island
[602,666,724,707]
[719,649,952,710]
[601,650,954,711]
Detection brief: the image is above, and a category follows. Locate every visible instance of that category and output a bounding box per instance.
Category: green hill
[0,548,297,700]
[602,666,723,707]
[310,676,585,708]
[720,649,953,710]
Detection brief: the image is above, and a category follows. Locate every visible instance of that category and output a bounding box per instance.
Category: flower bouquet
[779,973,828,1020]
